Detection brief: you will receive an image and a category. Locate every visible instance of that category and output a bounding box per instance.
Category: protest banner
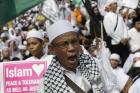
[0,60,47,93]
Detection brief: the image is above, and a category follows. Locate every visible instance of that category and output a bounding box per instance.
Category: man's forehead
[52,32,78,43]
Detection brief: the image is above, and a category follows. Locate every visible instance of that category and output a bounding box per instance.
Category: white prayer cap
[128,8,135,14]
[3,26,8,31]
[133,52,140,58]
[47,20,75,43]
[110,53,121,63]
[133,60,140,67]
[26,29,44,41]
[18,45,26,50]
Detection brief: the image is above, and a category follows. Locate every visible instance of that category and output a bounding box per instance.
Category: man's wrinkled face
[27,38,44,57]
[50,32,81,71]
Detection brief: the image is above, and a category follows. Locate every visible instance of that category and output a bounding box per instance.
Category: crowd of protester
[0,0,140,92]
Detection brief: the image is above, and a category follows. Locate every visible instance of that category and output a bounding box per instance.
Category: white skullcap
[128,8,135,14]
[110,53,121,63]
[134,60,140,67]
[133,52,140,58]
[18,45,26,50]
[26,29,44,41]
[47,20,75,43]
[3,26,8,31]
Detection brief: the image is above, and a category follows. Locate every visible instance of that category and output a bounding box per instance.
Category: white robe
[113,67,129,91]
[128,27,140,52]
[26,54,54,68]
[128,78,140,93]
[103,12,128,45]
[96,42,120,93]
[123,53,134,73]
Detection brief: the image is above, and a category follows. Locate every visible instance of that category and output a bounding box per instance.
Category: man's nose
[67,43,75,51]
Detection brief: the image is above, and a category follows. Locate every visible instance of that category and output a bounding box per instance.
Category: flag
[73,0,82,5]
[0,0,44,27]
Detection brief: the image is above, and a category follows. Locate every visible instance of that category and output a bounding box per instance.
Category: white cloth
[95,41,120,93]
[80,44,119,93]
[64,68,91,93]
[128,27,140,52]
[96,58,120,93]
[103,12,128,45]
[123,53,134,73]
[128,78,140,93]
[26,54,53,68]
[37,67,91,93]
[113,67,129,91]
[123,0,139,9]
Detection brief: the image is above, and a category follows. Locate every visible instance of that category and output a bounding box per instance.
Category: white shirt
[129,78,140,93]
[128,27,140,52]
[26,54,54,68]
[37,68,91,93]
[103,12,128,45]
[123,53,134,73]
[113,67,129,91]
[64,68,91,93]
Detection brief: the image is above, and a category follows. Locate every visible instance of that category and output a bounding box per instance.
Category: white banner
[42,0,59,23]
[123,0,138,9]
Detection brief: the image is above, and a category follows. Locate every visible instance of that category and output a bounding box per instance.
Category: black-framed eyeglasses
[52,39,80,48]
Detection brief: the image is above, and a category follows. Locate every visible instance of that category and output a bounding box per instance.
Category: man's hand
[121,38,128,45]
